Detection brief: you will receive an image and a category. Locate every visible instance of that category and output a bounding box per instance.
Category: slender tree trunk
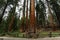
[8,16,14,31]
[8,0,17,32]
[20,0,26,32]
[26,0,28,32]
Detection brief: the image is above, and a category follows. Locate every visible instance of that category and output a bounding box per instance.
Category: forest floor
[0,28,60,38]
[1,30,60,38]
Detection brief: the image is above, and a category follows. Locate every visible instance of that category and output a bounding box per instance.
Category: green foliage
[0,0,60,38]
[36,0,46,26]
[50,0,60,25]
[0,19,7,36]
[7,31,24,38]
[0,0,6,8]
[0,0,29,37]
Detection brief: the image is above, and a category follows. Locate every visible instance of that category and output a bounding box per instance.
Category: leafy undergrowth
[0,31,60,38]
[0,31,24,38]
[39,31,60,38]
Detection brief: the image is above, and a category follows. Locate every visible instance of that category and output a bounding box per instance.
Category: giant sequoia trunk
[30,0,35,33]
[27,0,36,37]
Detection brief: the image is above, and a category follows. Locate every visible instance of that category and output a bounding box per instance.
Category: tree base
[23,32,39,38]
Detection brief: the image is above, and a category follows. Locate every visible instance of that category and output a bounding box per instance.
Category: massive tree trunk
[30,0,35,33]
[27,0,36,38]
[20,0,26,32]
[46,0,55,31]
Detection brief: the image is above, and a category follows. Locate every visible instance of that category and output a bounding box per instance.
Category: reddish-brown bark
[20,17,25,32]
[29,0,35,33]
[8,16,14,31]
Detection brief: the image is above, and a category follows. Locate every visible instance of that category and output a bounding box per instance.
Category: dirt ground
[0,37,60,40]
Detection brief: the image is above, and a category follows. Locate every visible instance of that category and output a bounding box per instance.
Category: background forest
[0,0,60,38]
